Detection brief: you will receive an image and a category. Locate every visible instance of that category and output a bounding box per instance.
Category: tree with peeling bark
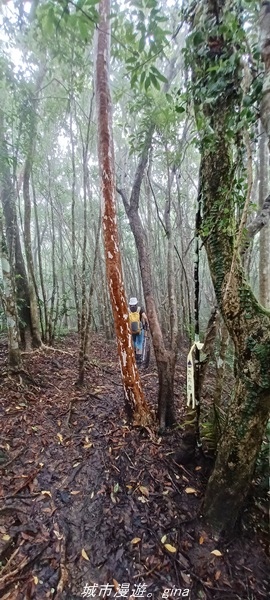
[187,0,270,533]
[95,0,150,425]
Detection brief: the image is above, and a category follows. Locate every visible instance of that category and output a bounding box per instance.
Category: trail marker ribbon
[187,339,204,409]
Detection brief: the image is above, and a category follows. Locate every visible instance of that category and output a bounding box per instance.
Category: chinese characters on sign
[81,583,190,598]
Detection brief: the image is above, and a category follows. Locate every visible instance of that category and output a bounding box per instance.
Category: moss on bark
[190,0,270,533]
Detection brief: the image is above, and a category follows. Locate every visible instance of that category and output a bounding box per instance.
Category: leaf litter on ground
[0,333,269,599]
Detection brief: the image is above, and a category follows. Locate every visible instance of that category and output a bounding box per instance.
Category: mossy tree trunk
[258,125,270,309]
[0,218,21,369]
[189,0,270,533]
[0,111,32,350]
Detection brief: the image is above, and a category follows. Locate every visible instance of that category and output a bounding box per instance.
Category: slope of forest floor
[0,333,269,600]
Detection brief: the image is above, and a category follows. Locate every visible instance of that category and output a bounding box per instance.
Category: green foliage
[184,2,262,146]
[37,0,99,44]
[112,0,169,92]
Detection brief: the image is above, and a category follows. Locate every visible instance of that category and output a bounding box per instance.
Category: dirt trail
[0,334,269,600]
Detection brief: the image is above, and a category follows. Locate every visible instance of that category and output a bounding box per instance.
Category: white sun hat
[129,297,138,306]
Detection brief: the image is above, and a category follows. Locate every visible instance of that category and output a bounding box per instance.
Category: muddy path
[0,334,269,600]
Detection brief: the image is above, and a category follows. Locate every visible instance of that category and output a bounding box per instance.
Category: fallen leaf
[179,552,189,569]
[113,579,119,591]
[83,443,93,449]
[138,485,149,497]
[199,536,204,545]
[57,433,63,443]
[41,490,52,498]
[211,549,223,557]
[180,571,191,585]
[161,535,167,544]
[185,487,197,494]
[164,544,177,553]
[215,570,221,580]
[33,576,39,585]
[70,491,80,495]
[131,538,141,544]
[2,534,11,541]
[81,548,90,561]
[73,462,80,467]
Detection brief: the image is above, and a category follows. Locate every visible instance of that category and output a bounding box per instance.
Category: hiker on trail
[128,297,148,365]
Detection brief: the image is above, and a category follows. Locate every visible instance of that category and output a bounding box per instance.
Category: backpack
[129,309,142,335]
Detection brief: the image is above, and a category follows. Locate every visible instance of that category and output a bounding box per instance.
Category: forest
[0,0,269,599]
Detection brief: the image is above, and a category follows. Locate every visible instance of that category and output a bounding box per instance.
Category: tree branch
[129,126,154,211]
[116,187,130,211]
[246,194,270,240]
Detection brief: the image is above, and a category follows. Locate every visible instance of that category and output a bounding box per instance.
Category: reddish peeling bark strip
[95,0,149,423]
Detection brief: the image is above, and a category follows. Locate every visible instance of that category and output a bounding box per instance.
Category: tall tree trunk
[190,0,270,533]
[77,94,94,383]
[95,0,149,425]
[22,67,46,348]
[258,126,270,307]
[59,221,68,330]
[260,0,270,140]
[32,177,49,341]
[0,218,21,368]
[48,169,57,345]
[78,212,101,384]
[164,153,179,357]
[118,136,176,430]
[175,175,192,337]
[23,167,41,347]
[0,111,32,350]
[69,83,81,333]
